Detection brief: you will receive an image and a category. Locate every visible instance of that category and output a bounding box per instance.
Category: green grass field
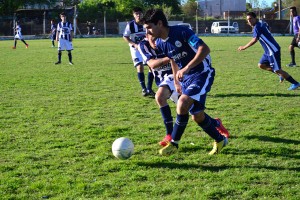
[0,36,299,199]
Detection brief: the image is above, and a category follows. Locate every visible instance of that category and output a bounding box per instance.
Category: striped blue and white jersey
[123,20,146,44]
[57,22,72,41]
[253,21,280,55]
[155,25,212,76]
[139,39,173,85]
[15,25,22,35]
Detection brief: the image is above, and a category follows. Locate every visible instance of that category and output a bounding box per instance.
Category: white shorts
[14,34,23,40]
[159,74,180,104]
[58,39,73,51]
[130,46,144,67]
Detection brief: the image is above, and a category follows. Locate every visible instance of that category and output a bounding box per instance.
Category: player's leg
[136,63,148,96]
[21,39,28,48]
[55,50,62,64]
[286,36,297,67]
[12,38,17,49]
[67,50,73,65]
[131,48,148,96]
[159,94,192,156]
[146,69,155,96]
[156,85,173,146]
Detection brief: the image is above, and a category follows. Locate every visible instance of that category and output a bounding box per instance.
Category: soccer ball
[112,137,134,159]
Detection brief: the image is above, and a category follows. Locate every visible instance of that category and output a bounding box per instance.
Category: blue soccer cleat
[287,83,300,90]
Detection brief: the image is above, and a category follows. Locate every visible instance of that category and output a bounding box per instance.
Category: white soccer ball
[112,137,134,159]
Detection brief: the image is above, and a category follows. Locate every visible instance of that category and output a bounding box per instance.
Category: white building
[198,0,246,17]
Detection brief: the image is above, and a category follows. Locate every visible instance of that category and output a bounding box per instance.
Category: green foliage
[0,37,300,199]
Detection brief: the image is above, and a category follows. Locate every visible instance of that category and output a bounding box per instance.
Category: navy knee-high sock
[171,114,189,142]
[291,50,295,64]
[137,72,146,90]
[68,51,72,62]
[58,52,62,62]
[147,72,154,91]
[198,113,223,142]
[160,105,173,135]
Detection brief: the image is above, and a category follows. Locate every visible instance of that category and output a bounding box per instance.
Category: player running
[55,12,74,65]
[238,12,300,90]
[123,7,155,97]
[142,9,230,156]
[138,33,181,146]
[12,21,29,49]
[286,6,300,67]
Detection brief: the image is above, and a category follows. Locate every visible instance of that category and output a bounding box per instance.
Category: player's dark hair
[60,12,66,16]
[132,7,143,13]
[247,12,257,18]
[290,6,298,15]
[142,9,168,27]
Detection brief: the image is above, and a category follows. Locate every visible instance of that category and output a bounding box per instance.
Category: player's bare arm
[123,36,137,49]
[170,59,182,94]
[238,37,258,51]
[146,57,170,69]
[176,43,210,81]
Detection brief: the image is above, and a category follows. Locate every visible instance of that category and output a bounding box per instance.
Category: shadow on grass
[212,93,299,98]
[244,135,300,145]
[136,161,230,171]
[136,160,300,171]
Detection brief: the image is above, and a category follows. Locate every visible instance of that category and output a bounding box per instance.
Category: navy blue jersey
[253,21,280,55]
[139,39,173,85]
[155,25,212,76]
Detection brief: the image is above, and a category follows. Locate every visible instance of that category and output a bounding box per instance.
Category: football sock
[147,72,154,91]
[52,41,55,46]
[21,40,27,45]
[286,76,298,84]
[160,105,173,134]
[137,72,146,89]
[291,50,295,64]
[68,51,72,62]
[14,40,17,47]
[58,52,62,62]
[198,113,223,142]
[171,114,189,141]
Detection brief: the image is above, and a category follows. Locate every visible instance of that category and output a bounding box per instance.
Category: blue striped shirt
[253,21,280,55]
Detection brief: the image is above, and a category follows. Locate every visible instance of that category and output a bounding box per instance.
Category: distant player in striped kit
[12,21,29,49]
[123,7,154,97]
[238,12,300,90]
[142,9,229,156]
[55,12,73,65]
[50,19,56,47]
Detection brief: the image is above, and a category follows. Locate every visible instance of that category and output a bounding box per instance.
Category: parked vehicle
[211,21,235,34]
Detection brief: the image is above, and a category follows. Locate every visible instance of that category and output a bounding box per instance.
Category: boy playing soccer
[55,12,74,65]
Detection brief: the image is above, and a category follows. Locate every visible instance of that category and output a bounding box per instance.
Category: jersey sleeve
[123,22,131,37]
[182,28,204,49]
[138,40,155,63]
[69,23,73,31]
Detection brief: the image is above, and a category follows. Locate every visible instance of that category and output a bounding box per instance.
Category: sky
[246,0,275,8]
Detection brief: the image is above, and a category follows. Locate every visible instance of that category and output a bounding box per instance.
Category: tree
[181,0,197,17]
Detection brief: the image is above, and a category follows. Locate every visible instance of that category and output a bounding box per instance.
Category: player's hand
[238,46,245,51]
[176,67,189,82]
[174,81,182,94]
